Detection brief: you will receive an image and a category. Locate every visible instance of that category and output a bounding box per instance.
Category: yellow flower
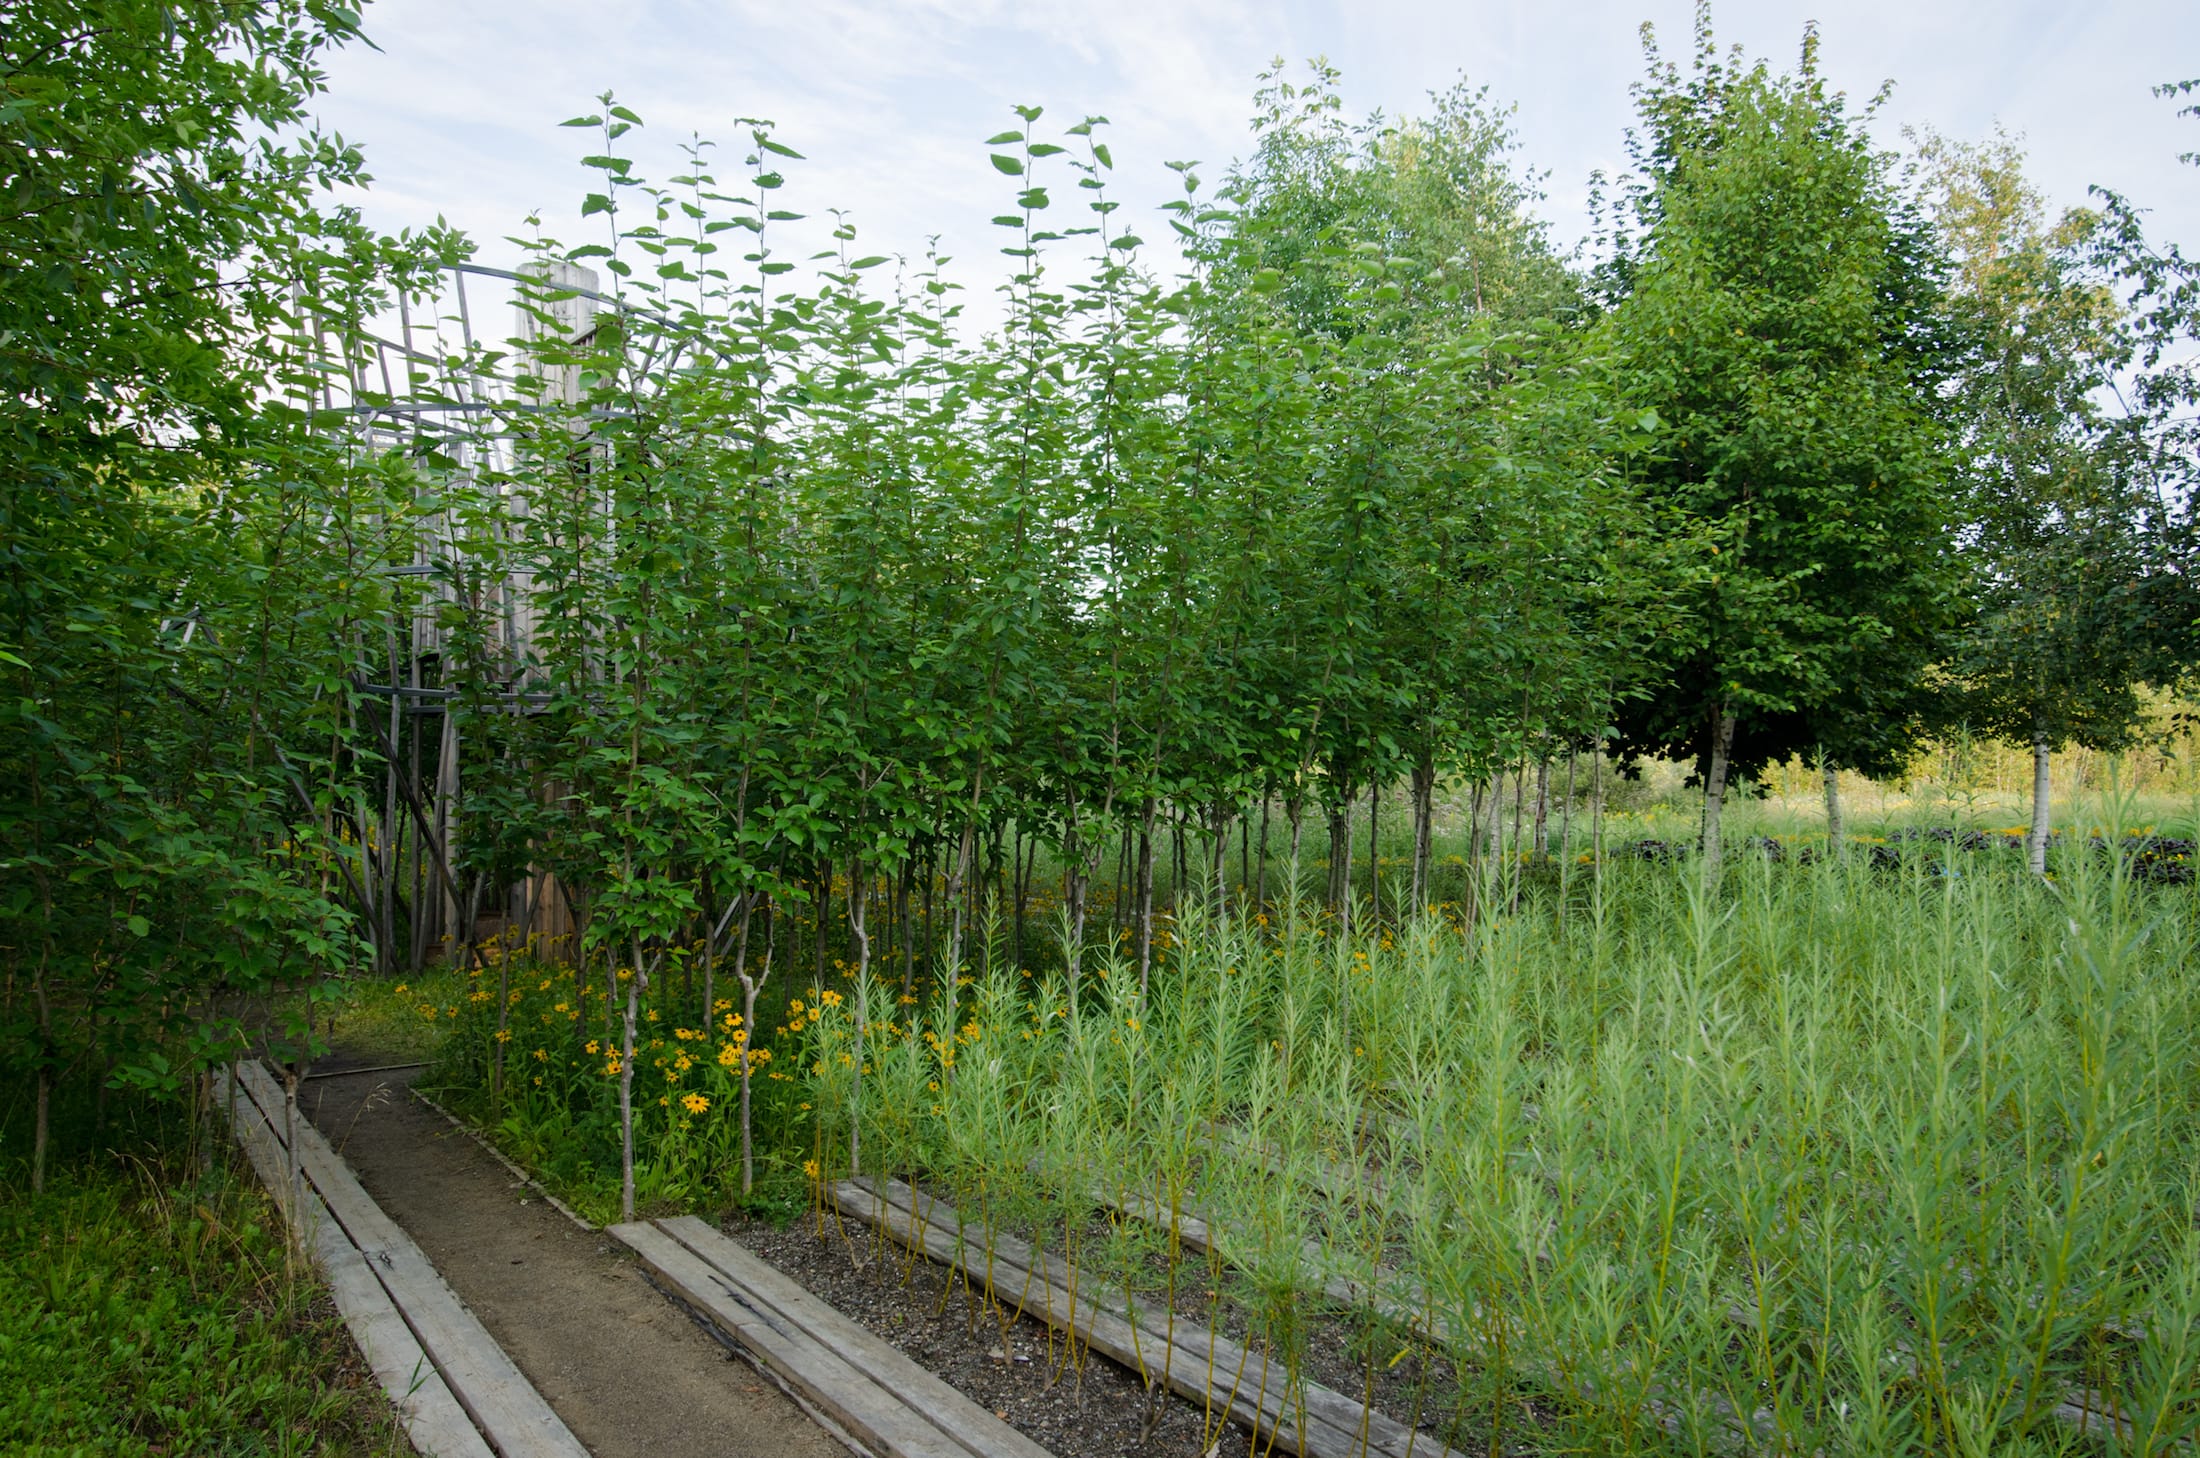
[494,1028,512,1043]
[681,1092,709,1115]
[585,1039,600,1055]
[803,1158,821,1180]
[532,1048,548,1062]
[394,983,409,995]
[645,1008,659,1022]
[819,989,843,1008]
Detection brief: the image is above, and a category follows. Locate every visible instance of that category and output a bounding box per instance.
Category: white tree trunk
[1700,709,1738,878]
[2028,733,2053,875]
[1820,753,1845,855]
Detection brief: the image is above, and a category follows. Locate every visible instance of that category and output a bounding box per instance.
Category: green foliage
[0,1095,410,1455]
[1599,12,1960,785]
[0,0,461,1186]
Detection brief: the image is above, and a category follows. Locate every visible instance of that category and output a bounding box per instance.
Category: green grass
[0,1093,415,1457]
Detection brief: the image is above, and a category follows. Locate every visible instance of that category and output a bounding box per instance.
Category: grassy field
[0,1090,416,1456]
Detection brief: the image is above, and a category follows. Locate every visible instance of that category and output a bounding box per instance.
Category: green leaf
[758,138,805,158]
[559,114,603,128]
[849,255,889,270]
[990,155,1024,176]
[126,914,150,938]
[1092,142,1113,170]
[984,130,1025,145]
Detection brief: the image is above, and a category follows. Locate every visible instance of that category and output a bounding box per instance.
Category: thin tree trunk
[1135,798,1158,995]
[738,890,769,1196]
[1533,757,1551,859]
[1209,801,1230,919]
[922,843,936,977]
[618,941,644,1222]
[898,858,915,1001]
[1368,779,1381,921]
[1820,750,1846,857]
[1410,756,1435,912]
[847,858,869,1178]
[2028,732,2054,875]
[1255,794,1271,912]
[1172,812,1186,917]
[1325,800,1350,914]
[1238,805,1250,911]
[1558,749,1578,928]
[942,787,982,1060]
[1701,708,1739,880]
[1064,820,1087,1011]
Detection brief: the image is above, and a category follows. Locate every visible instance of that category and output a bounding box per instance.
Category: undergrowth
[0,1090,414,1457]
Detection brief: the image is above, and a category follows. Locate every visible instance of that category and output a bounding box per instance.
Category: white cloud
[313,0,2200,341]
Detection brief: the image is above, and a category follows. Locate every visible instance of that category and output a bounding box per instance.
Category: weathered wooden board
[222,1070,494,1458]
[610,1218,968,1458]
[230,1061,590,1458]
[644,1216,1054,1458]
[833,1176,1460,1458]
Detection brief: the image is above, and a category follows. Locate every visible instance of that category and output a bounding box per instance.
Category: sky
[312,0,2200,336]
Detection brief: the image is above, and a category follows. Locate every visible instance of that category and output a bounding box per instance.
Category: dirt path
[298,1053,841,1458]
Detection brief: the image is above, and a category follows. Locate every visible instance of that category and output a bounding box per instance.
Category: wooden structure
[316,261,607,969]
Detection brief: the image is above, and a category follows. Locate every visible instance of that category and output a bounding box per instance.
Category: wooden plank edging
[609,1218,963,1458]
[227,1061,591,1458]
[832,1176,1461,1458]
[646,1216,1055,1458]
[220,1068,495,1458]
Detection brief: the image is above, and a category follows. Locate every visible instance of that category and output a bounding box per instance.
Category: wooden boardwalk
[611,1214,1058,1458]
[222,1061,591,1458]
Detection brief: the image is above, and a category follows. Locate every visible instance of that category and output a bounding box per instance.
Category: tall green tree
[1917,128,2168,871]
[1598,14,1959,871]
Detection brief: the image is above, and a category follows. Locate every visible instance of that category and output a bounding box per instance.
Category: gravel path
[299,1053,841,1458]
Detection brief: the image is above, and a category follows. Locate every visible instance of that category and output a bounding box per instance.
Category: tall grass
[808,826,2200,1455]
